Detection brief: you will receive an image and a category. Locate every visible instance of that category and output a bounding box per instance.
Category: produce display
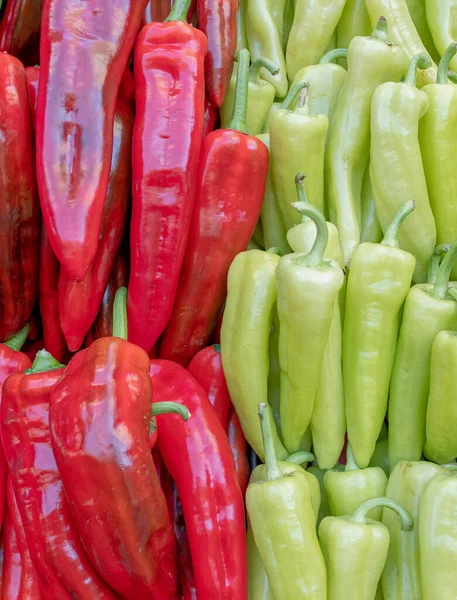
[2,0,457,598]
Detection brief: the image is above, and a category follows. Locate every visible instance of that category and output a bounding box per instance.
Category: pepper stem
[351,497,414,531]
[345,444,359,471]
[319,48,348,64]
[447,287,457,302]
[286,451,315,465]
[227,49,250,134]
[280,81,308,110]
[212,343,221,353]
[258,402,283,481]
[249,58,279,82]
[266,247,285,256]
[371,16,389,43]
[381,200,415,248]
[431,240,457,299]
[427,244,450,285]
[25,349,64,374]
[292,205,328,267]
[4,323,30,352]
[448,70,457,84]
[149,401,191,435]
[164,0,191,22]
[437,43,457,84]
[113,287,128,340]
[404,53,432,86]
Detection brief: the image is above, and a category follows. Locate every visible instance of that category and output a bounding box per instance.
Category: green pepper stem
[437,43,457,84]
[228,49,250,133]
[258,402,283,481]
[345,444,359,471]
[381,200,415,248]
[447,287,457,302]
[4,323,30,352]
[404,53,432,86]
[427,244,451,285]
[351,497,414,531]
[448,70,457,84]
[319,48,348,64]
[249,58,279,82]
[212,343,221,353]
[149,401,191,435]
[291,205,328,267]
[266,247,285,256]
[371,16,389,43]
[25,349,64,374]
[296,86,308,110]
[441,462,457,471]
[286,451,315,465]
[431,240,457,299]
[293,173,311,224]
[280,81,308,110]
[164,0,191,22]
[113,287,128,340]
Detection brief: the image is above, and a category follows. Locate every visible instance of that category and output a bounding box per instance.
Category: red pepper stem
[437,43,457,84]
[381,200,415,248]
[371,16,389,43]
[280,80,308,110]
[258,402,283,481]
[404,53,432,87]
[427,244,451,285]
[227,49,250,134]
[25,349,64,374]
[350,497,414,531]
[345,444,359,472]
[319,48,348,64]
[286,451,315,465]
[292,205,328,267]
[4,323,30,351]
[112,287,128,340]
[164,0,191,22]
[249,58,280,82]
[431,240,457,299]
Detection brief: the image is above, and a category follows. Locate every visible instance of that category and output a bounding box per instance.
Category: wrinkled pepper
[425,0,457,70]
[0,0,43,66]
[336,0,371,51]
[406,0,439,61]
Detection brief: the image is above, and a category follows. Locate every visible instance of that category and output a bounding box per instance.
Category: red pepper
[160,49,269,366]
[0,54,40,342]
[127,0,207,354]
[203,97,218,136]
[227,410,250,496]
[49,289,188,599]
[1,352,117,599]
[143,0,196,24]
[0,0,43,66]
[149,359,247,599]
[197,0,237,107]
[36,0,148,281]
[3,507,24,599]
[25,65,39,131]
[58,84,134,352]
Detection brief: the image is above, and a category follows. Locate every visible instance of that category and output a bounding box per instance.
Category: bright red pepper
[2,352,117,599]
[0,53,40,342]
[160,49,269,366]
[227,410,250,496]
[149,359,247,600]
[0,0,43,66]
[127,0,207,354]
[203,97,218,136]
[197,0,237,107]
[36,0,148,281]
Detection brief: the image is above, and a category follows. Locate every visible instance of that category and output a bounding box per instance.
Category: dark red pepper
[0,53,40,342]
[1,352,117,599]
[227,410,250,496]
[149,359,247,599]
[160,49,269,366]
[0,0,44,66]
[197,0,237,107]
[203,97,218,136]
[36,0,148,281]
[127,0,207,354]
[25,65,39,130]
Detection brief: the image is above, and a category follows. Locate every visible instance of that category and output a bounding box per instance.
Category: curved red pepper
[203,98,218,137]
[197,0,237,107]
[227,410,250,496]
[160,49,269,366]
[36,0,148,281]
[1,355,117,599]
[3,507,24,599]
[0,54,40,342]
[127,1,207,354]
[149,359,247,600]
[0,0,43,66]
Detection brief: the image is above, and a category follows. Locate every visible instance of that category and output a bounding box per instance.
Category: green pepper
[267,305,282,430]
[388,241,457,470]
[220,58,279,135]
[369,438,389,476]
[221,249,288,460]
[336,0,371,54]
[308,463,333,525]
[425,0,457,71]
[324,445,388,521]
[370,53,436,283]
[365,0,438,87]
[246,0,288,99]
[325,17,408,268]
[319,496,413,600]
[246,403,327,600]
[360,164,382,244]
[276,204,344,454]
[343,201,416,468]
[271,83,328,230]
[261,101,281,133]
[382,460,444,599]
[236,0,248,51]
[406,0,440,61]
[282,0,295,52]
[285,0,347,80]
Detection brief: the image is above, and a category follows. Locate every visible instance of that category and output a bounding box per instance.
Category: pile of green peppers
[220,1,457,598]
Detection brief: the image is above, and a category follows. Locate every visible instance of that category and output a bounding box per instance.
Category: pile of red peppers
[0,0,261,597]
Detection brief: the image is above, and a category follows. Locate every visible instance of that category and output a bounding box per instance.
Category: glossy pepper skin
[425,0,457,70]
[0,53,40,342]
[319,497,413,600]
[227,410,250,497]
[2,352,117,599]
[370,54,436,282]
[3,506,23,600]
[50,290,177,600]
[325,18,408,268]
[406,0,439,61]
[336,0,371,51]
[343,202,416,468]
[203,97,218,137]
[128,3,207,354]
[160,49,269,366]
[382,460,443,599]
[0,0,43,66]
[149,359,247,600]
[36,0,148,281]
